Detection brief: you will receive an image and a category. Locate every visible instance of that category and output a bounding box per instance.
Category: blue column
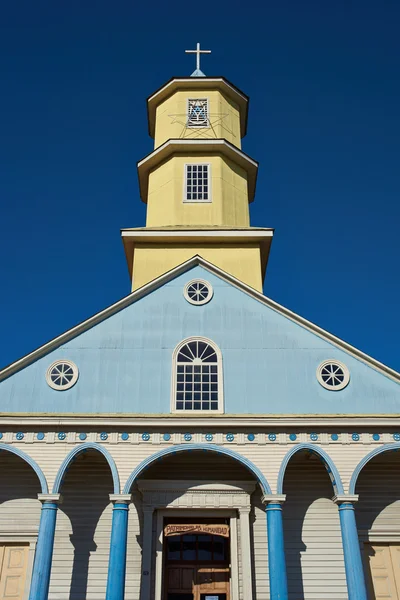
[266,501,288,600]
[105,497,131,600]
[29,496,60,600]
[338,502,368,600]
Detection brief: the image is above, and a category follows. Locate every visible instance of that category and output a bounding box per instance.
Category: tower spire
[185,42,211,77]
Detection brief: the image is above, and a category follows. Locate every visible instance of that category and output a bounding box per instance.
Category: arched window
[172,338,223,413]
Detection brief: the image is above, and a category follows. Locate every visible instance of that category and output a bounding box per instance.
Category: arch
[277,443,344,495]
[123,444,271,494]
[0,443,48,493]
[349,443,400,494]
[52,442,120,494]
[171,337,224,414]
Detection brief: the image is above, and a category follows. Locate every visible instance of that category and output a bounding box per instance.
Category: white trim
[183,279,213,305]
[316,359,350,391]
[186,97,210,129]
[45,360,79,391]
[0,255,399,385]
[121,229,273,239]
[238,506,253,599]
[148,79,248,105]
[137,139,258,169]
[183,162,212,203]
[154,508,240,600]
[2,415,400,427]
[170,336,224,414]
[138,480,256,494]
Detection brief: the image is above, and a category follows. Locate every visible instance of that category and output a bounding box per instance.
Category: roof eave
[146,76,249,139]
[1,254,399,385]
[137,138,258,204]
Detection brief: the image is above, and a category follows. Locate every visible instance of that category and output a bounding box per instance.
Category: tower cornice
[147,76,249,138]
[137,138,258,204]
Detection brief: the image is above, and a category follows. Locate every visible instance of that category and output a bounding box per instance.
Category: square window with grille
[185,164,210,202]
[187,99,208,127]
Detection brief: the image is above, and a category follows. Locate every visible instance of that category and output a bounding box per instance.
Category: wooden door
[0,545,29,600]
[197,567,230,599]
[165,566,195,595]
[365,544,400,599]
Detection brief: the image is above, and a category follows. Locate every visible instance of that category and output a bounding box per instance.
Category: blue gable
[0,265,399,414]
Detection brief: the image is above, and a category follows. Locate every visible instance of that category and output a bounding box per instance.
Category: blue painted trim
[123,443,271,494]
[52,442,120,494]
[338,502,368,600]
[105,503,129,600]
[266,503,288,600]
[28,502,58,600]
[0,443,48,493]
[349,443,400,494]
[276,443,344,495]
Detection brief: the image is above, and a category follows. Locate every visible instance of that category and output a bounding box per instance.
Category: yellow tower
[122,44,273,292]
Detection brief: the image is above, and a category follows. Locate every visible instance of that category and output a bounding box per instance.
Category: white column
[140,506,154,600]
[238,506,253,600]
[230,515,240,600]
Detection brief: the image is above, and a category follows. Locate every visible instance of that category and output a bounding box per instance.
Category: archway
[123,443,271,494]
[279,446,346,600]
[277,443,343,495]
[49,446,117,600]
[351,445,400,598]
[124,444,272,600]
[0,445,47,600]
[52,442,119,494]
[0,444,47,493]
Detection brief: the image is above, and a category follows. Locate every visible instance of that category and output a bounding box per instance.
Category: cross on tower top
[185,42,211,77]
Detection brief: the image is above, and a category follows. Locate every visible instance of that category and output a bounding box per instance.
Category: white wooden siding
[49,451,113,600]
[3,434,400,600]
[0,452,41,534]
[8,434,399,495]
[356,450,400,534]
[251,491,269,600]
[283,452,347,600]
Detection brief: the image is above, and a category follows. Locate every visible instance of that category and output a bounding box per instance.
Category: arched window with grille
[171,337,223,413]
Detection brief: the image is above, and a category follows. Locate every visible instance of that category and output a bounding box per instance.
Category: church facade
[0,51,399,600]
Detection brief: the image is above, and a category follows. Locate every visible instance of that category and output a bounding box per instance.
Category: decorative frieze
[3,430,400,445]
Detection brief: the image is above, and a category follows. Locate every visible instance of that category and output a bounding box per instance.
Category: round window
[316,360,350,391]
[184,279,213,305]
[46,360,79,391]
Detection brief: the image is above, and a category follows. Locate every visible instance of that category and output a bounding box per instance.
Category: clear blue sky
[1,0,399,373]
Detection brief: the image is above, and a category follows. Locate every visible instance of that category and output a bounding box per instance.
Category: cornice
[0,414,399,427]
[136,138,258,203]
[137,480,256,494]
[146,76,249,138]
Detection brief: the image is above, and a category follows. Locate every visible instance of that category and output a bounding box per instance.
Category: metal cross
[185,42,211,72]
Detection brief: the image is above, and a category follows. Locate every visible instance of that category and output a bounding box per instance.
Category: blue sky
[1,0,399,373]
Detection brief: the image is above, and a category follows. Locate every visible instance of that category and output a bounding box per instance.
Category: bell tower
[121,45,273,292]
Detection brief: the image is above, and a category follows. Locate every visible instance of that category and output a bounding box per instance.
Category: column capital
[142,505,155,514]
[237,505,251,515]
[109,494,132,504]
[261,494,286,505]
[332,494,359,505]
[38,493,62,505]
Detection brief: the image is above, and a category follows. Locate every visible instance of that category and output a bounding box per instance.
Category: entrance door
[365,544,400,599]
[163,522,230,600]
[0,545,29,600]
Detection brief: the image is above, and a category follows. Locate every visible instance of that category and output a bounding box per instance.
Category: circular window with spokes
[317,360,350,391]
[46,360,79,391]
[184,279,213,305]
